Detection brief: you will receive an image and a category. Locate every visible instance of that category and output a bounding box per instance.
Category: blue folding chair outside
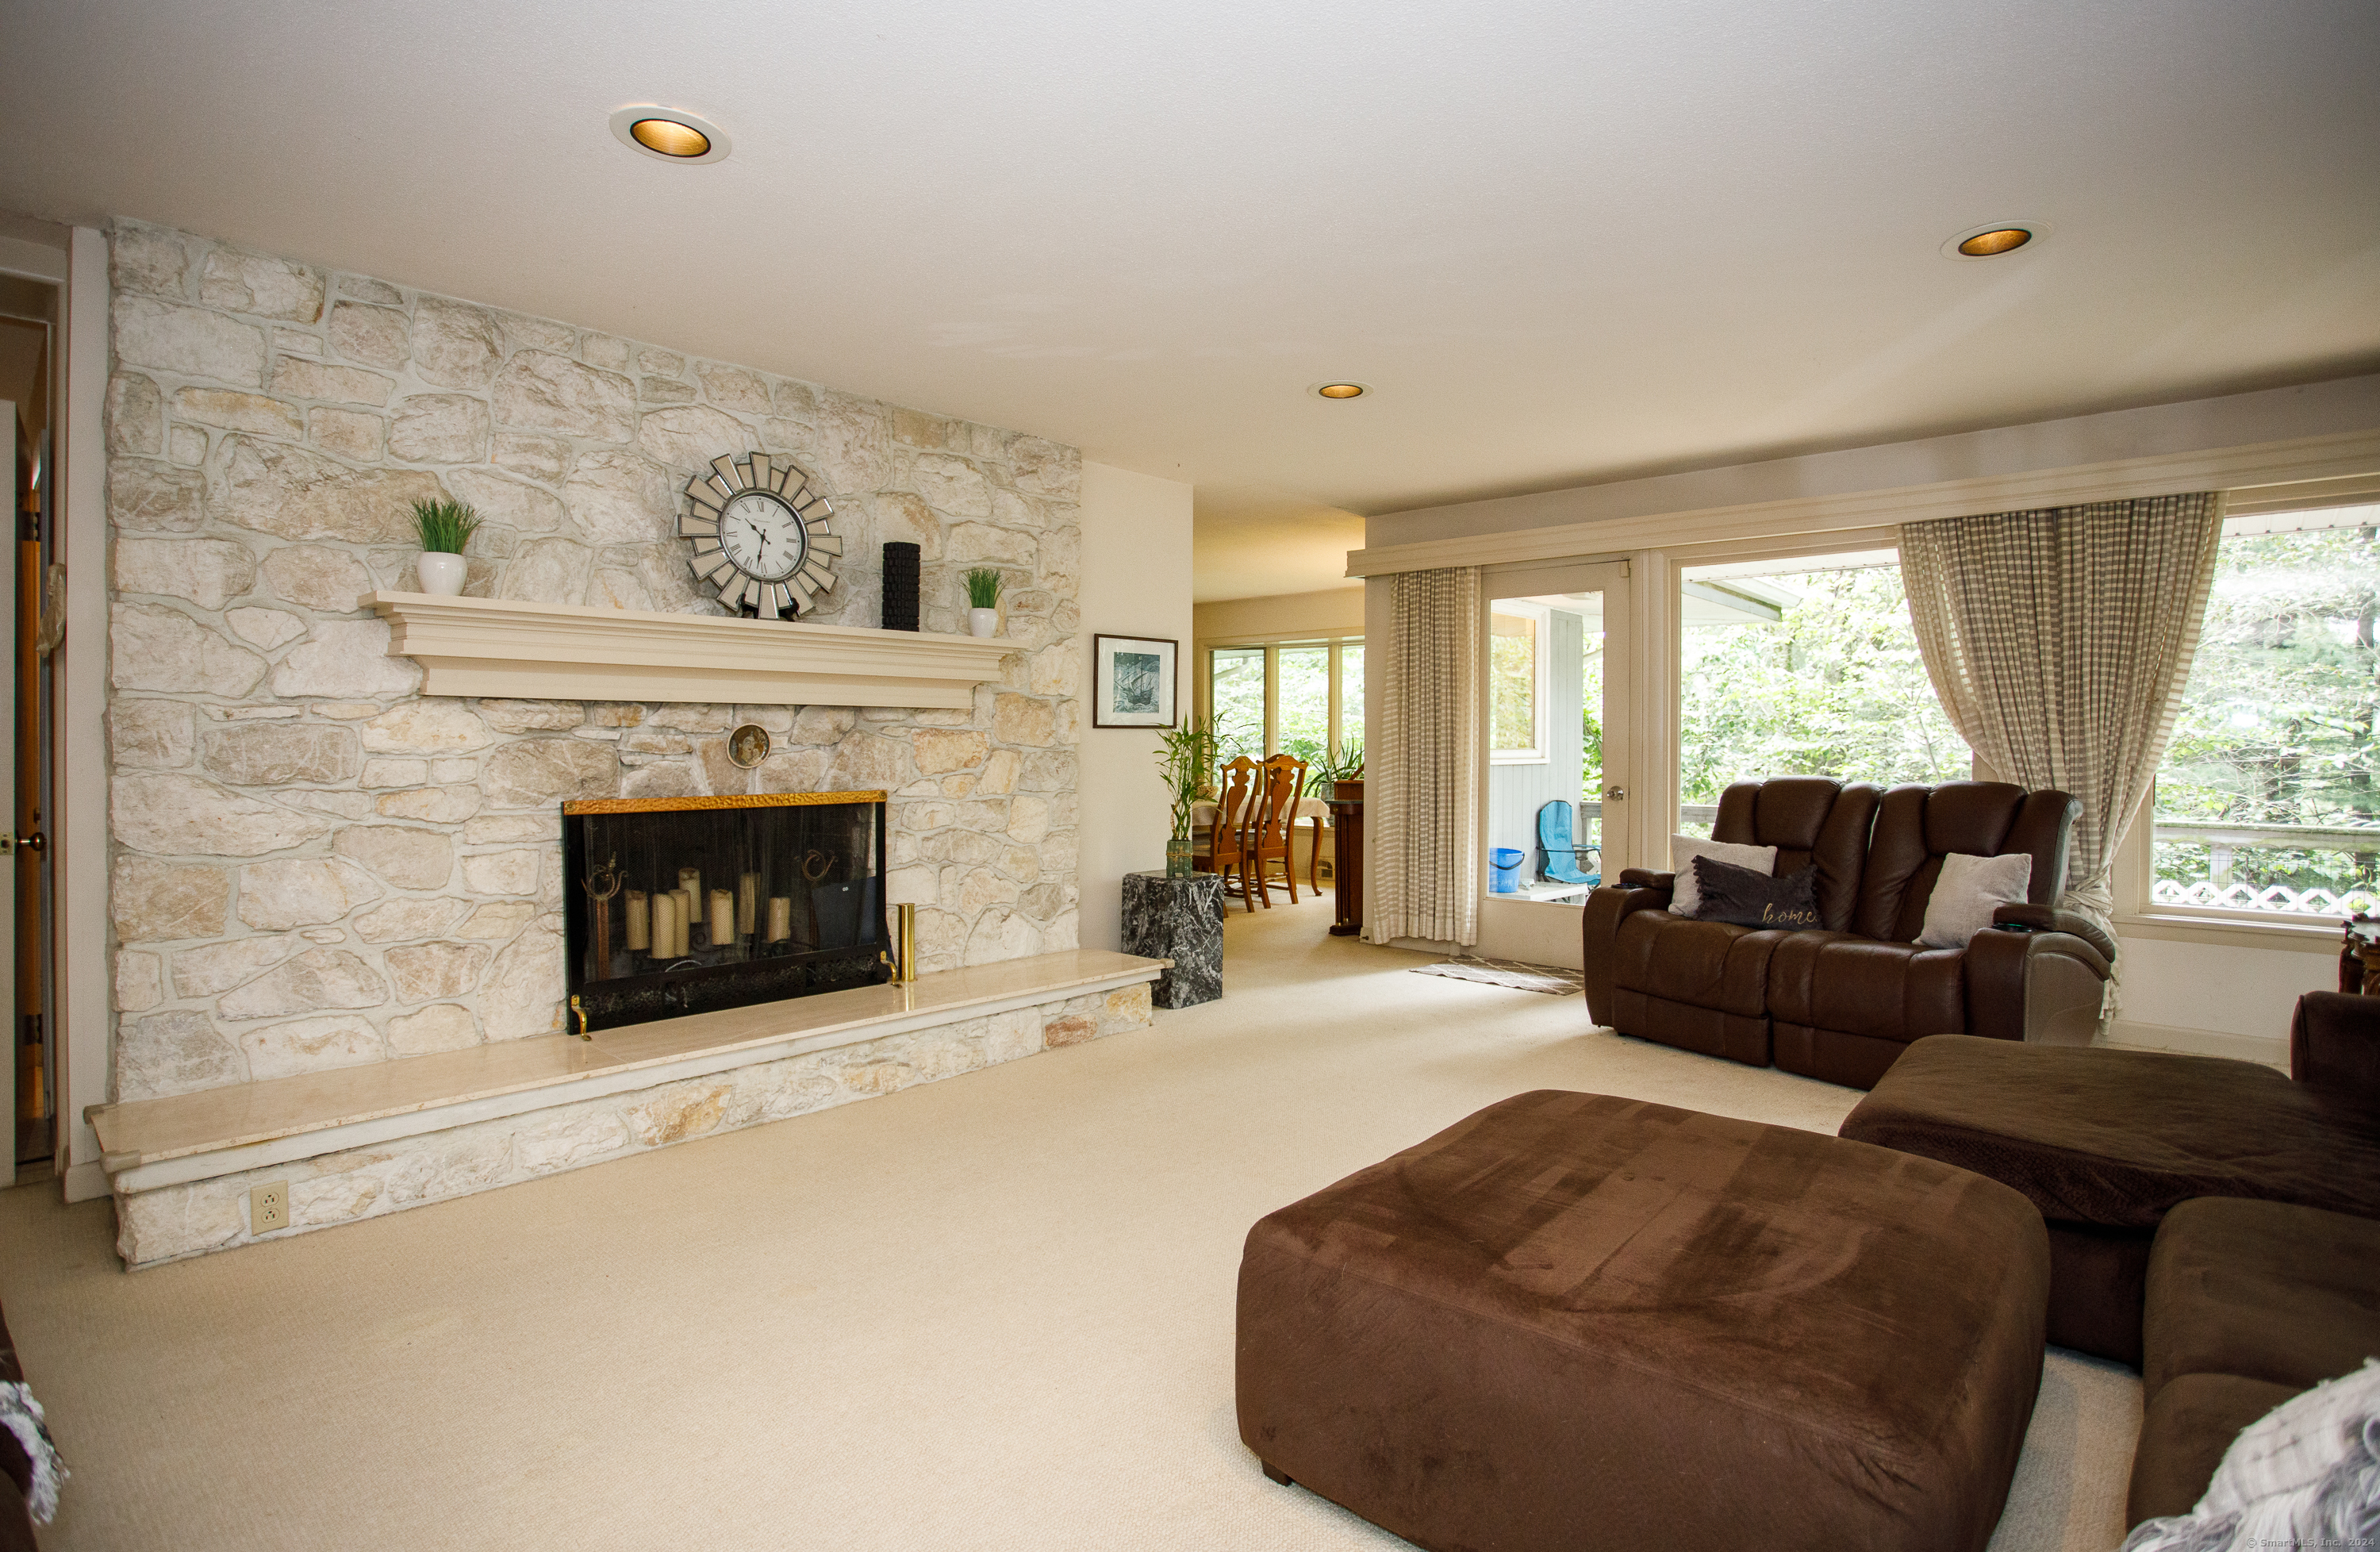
[1536,800,1599,887]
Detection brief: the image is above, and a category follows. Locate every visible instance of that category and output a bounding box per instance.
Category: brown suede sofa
[1583,777,2115,1089]
[1842,995,2380,1533]
[1840,995,2380,1366]
[2128,1195,2380,1525]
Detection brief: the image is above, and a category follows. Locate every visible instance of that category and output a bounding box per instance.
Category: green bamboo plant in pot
[411,497,480,597]
[963,567,1004,637]
[1155,716,1220,878]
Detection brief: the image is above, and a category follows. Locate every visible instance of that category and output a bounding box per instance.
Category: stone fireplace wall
[103,218,1084,1105]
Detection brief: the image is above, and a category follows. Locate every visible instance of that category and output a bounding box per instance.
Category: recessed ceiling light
[1942,221,2046,259]
[609,106,731,165]
[1958,228,2031,256]
[1311,382,1369,400]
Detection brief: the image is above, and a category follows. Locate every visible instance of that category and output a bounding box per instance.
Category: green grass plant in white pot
[964,567,1004,637]
[412,497,480,596]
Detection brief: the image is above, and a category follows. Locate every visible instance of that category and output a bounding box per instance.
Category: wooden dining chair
[1250,754,1308,907]
[1195,756,1261,912]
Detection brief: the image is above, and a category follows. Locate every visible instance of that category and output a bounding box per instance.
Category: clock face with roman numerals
[678,453,843,620]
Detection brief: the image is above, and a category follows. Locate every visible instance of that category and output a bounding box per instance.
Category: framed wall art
[1092,634,1179,728]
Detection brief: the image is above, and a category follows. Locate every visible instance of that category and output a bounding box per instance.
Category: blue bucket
[1490,847,1526,893]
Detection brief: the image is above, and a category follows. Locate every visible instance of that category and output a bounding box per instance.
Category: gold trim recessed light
[1311,382,1369,400]
[631,118,710,158]
[1958,228,2031,257]
[609,106,731,165]
[1943,221,2047,260]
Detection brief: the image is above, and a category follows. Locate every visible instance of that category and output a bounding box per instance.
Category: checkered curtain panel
[1367,567,1484,947]
[1899,492,2225,927]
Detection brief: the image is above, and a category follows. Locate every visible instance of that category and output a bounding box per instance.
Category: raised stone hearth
[92,950,1161,1267]
[101,215,1093,1230]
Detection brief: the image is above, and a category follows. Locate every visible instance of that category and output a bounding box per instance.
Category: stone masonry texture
[116,984,1155,1268]
[105,219,1089,1108]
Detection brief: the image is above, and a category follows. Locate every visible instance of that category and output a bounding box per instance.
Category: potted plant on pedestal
[963,567,1004,636]
[1155,716,1219,878]
[411,497,480,596]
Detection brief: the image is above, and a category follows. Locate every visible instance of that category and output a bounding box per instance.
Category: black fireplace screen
[562,791,889,1033]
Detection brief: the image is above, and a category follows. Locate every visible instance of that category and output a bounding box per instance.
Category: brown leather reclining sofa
[1583,777,2117,1089]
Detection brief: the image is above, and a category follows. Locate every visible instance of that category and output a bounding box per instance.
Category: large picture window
[2150,509,2380,917]
[1200,637,1364,770]
[1675,554,1970,836]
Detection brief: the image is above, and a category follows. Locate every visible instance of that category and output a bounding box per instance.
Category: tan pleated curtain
[1366,567,1484,947]
[1898,492,2226,928]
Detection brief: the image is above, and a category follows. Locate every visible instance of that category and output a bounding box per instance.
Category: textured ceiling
[3,0,2376,600]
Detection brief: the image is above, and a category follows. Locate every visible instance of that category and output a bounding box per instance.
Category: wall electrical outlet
[251,1180,290,1234]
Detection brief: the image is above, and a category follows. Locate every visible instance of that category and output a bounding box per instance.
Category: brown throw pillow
[1690,856,1821,930]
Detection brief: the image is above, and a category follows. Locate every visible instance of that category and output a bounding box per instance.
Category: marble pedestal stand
[1123,869,1225,1008]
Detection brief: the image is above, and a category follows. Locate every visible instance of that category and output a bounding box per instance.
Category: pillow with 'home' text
[1689,856,1821,931]
[1668,835,1776,918]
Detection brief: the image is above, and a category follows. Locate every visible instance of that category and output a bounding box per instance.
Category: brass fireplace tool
[883,901,918,985]
[582,853,621,979]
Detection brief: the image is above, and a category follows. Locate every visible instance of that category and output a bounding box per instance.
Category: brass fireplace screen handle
[0,833,43,854]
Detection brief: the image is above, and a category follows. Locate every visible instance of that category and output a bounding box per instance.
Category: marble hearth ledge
[91,950,1165,1194]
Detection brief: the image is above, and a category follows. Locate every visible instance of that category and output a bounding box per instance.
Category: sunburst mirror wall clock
[678,452,844,620]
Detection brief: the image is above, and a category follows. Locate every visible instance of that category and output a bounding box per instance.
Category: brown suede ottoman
[1235,1090,2050,1552]
[2128,1197,2380,1527]
[1840,1035,2380,1366]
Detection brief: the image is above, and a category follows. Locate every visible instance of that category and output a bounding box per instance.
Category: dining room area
[1189,591,1368,935]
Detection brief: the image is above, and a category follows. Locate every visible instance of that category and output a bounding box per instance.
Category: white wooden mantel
[365,592,1014,708]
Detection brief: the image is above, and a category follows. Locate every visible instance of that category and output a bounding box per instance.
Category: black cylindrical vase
[881,542,921,631]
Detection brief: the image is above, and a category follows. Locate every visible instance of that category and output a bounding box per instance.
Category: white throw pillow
[1668,836,1776,918]
[1917,852,2034,949]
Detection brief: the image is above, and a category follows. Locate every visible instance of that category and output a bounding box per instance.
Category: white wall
[1076,462,1194,952]
[2110,935,2336,1062]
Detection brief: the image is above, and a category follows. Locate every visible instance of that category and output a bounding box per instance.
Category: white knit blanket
[0,1379,63,1524]
[2122,1359,2380,1551]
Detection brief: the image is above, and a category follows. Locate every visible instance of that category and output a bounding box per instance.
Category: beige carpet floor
[1,892,2140,1551]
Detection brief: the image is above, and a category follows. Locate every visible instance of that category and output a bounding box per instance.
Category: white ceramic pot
[416,552,468,596]
[968,607,1000,638]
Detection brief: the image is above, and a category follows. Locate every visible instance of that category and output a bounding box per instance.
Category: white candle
[678,869,703,942]
[710,888,736,950]
[624,889,649,952]
[766,897,792,943]
[651,892,677,962]
[673,889,694,955]
[738,872,759,937]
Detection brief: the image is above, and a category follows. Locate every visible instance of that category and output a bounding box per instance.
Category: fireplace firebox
[562,791,889,1033]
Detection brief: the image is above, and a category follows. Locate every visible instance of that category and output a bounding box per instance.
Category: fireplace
[562,792,889,1032]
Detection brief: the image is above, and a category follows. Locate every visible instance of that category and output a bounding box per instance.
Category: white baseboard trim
[62,1159,109,1204]
[2105,1019,2290,1069]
